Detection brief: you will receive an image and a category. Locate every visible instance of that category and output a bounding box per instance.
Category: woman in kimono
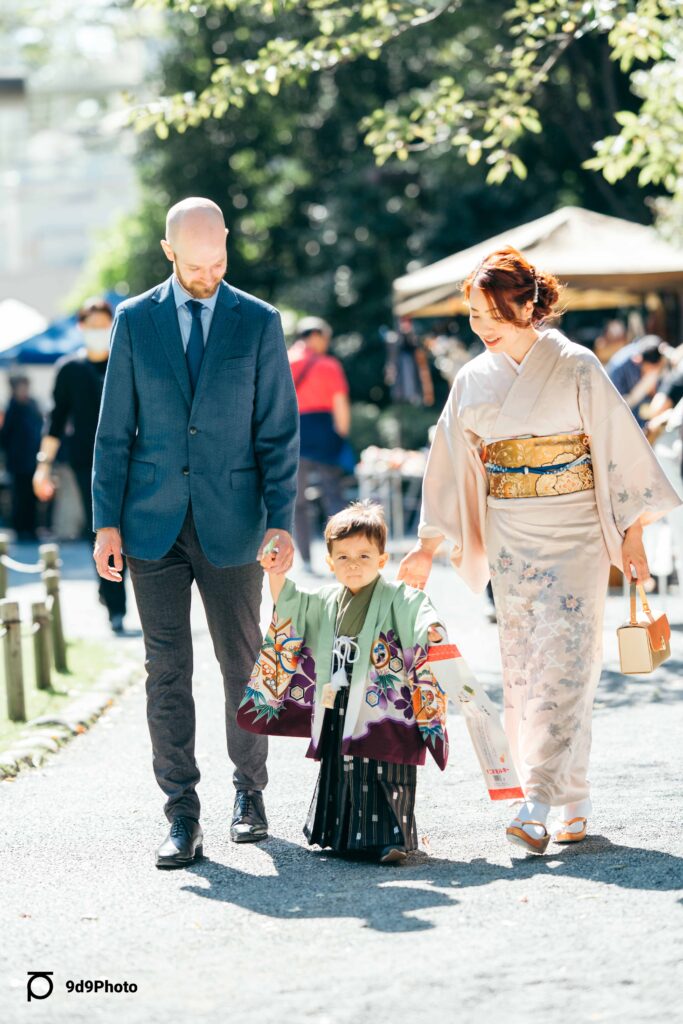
[239,501,449,864]
[398,246,680,855]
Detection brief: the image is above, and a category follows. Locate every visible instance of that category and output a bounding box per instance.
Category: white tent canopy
[392,206,683,318]
[0,299,48,353]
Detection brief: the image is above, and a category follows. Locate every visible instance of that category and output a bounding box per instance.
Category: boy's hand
[427,624,445,644]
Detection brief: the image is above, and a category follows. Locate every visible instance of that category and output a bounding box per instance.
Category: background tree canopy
[83,0,681,407]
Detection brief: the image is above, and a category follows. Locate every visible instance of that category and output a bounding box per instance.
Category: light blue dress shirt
[171,275,219,351]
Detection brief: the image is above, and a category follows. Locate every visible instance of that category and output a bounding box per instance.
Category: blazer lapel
[191,281,242,410]
[150,277,192,409]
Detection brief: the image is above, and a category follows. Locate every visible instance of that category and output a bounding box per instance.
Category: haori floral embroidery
[288,646,317,704]
[560,594,583,613]
[239,613,316,724]
[411,682,447,746]
[370,638,391,669]
[262,633,303,675]
[366,631,406,707]
[365,680,414,718]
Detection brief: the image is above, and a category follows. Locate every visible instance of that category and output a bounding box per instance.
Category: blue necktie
[185,299,205,394]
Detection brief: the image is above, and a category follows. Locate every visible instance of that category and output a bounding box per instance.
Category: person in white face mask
[33,298,128,634]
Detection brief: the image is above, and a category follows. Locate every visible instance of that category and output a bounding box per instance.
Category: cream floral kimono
[419,328,680,809]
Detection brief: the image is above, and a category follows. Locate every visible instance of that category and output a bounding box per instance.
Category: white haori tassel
[321,636,360,709]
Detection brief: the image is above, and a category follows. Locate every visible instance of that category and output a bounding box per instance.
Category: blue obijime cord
[484,454,592,476]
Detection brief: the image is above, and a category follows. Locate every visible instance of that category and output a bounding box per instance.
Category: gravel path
[1,542,682,1024]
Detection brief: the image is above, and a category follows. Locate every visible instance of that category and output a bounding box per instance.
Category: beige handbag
[617,583,671,675]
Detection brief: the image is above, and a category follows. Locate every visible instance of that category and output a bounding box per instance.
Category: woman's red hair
[463,246,560,327]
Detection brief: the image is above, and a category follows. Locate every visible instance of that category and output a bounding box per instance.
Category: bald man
[92,198,299,867]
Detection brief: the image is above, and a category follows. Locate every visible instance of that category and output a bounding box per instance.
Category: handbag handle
[629,582,654,626]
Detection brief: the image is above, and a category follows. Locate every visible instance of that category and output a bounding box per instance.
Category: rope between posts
[0,555,46,574]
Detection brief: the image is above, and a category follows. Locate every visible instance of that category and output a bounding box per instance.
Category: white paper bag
[427,644,523,801]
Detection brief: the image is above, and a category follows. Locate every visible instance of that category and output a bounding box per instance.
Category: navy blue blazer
[92,277,299,566]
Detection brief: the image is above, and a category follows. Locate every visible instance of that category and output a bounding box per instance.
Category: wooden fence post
[39,543,60,573]
[0,534,9,600]
[0,600,26,722]
[32,600,52,691]
[42,569,67,673]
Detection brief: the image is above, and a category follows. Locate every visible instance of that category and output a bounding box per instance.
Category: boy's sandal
[379,845,407,865]
[505,820,550,855]
[553,817,587,844]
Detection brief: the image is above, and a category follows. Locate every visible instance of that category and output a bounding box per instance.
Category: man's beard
[175,265,224,299]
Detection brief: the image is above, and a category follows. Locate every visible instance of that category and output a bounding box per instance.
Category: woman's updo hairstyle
[462,245,561,327]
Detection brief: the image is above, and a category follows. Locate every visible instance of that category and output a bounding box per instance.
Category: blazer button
[189,426,198,435]
[182,467,190,476]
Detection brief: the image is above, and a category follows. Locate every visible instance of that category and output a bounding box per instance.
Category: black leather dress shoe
[155,816,204,869]
[231,790,268,843]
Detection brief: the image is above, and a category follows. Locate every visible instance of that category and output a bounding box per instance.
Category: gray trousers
[127,505,267,822]
[294,457,345,562]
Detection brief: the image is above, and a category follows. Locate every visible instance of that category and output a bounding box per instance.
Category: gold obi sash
[482,433,594,499]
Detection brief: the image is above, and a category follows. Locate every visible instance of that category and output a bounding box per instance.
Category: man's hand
[94,527,124,583]
[256,529,294,575]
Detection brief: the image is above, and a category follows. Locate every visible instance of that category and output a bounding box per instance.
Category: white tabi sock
[509,799,550,839]
[558,798,592,829]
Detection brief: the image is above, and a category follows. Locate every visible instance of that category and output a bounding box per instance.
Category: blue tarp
[0,292,124,366]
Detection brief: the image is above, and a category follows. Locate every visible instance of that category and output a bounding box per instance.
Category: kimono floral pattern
[237,611,316,736]
[574,349,677,532]
[366,630,447,750]
[488,541,607,803]
[604,458,672,532]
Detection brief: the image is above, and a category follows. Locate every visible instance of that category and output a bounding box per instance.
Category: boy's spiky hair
[324,500,387,554]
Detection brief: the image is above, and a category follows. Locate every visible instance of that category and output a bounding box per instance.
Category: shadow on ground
[179,836,683,932]
[595,663,683,709]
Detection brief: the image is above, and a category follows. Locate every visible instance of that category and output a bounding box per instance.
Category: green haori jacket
[237,574,450,769]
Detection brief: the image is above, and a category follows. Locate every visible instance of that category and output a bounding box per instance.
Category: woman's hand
[397,540,440,590]
[622,522,650,583]
[33,465,56,502]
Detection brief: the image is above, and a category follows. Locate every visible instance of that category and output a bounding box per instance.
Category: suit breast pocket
[128,459,156,485]
[217,356,255,380]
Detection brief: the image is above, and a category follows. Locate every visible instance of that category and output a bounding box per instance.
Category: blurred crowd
[1,305,682,600]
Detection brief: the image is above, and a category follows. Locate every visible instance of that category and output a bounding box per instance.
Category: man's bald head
[165,197,226,247]
[161,197,229,299]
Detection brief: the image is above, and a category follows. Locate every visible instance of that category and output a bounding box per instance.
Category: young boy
[237,500,449,864]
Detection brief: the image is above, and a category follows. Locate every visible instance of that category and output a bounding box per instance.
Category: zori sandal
[506,820,550,855]
[553,817,587,844]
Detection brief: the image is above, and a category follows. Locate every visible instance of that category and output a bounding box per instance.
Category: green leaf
[466,142,482,165]
[511,154,528,179]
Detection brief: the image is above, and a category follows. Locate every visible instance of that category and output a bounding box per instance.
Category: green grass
[0,636,115,749]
